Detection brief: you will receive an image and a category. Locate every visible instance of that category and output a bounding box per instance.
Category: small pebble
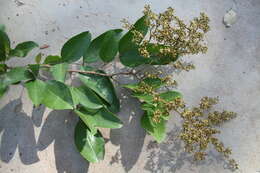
[223,9,237,27]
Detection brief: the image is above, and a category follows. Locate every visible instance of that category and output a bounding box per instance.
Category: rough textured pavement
[0,0,260,173]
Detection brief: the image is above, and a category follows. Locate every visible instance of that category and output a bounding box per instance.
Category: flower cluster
[177,97,238,170]
[122,6,238,170]
[130,74,238,170]
[122,5,210,64]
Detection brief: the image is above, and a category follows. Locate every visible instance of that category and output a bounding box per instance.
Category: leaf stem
[40,64,138,78]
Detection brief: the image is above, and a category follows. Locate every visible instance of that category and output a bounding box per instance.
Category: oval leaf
[3,67,33,85]
[35,53,42,64]
[99,29,122,62]
[28,64,40,78]
[0,79,8,99]
[75,107,123,134]
[141,112,166,143]
[25,79,47,106]
[70,86,103,109]
[0,64,8,75]
[43,55,62,65]
[119,48,149,67]
[42,80,74,110]
[50,63,68,82]
[0,30,10,61]
[79,66,120,113]
[146,44,179,65]
[10,41,38,57]
[0,24,5,32]
[119,16,149,67]
[74,120,105,163]
[119,16,148,53]
[84,29,122,63]
[159,91,182,101]
[61,31,91,63]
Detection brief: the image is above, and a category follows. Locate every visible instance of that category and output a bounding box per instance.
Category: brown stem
[40,64,137,78]
[68,69,135,77]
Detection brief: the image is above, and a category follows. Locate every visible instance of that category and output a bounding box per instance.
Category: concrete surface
[0,0,260,173]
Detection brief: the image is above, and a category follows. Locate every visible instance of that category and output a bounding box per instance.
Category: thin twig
[40,64,137,77]
[68,69,135,77]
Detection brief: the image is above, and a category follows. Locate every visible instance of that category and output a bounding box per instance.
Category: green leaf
[133,93,153,103]
[0,64,8,75]
[119,16,148,53]
[50,63,68,82]
[10,41,38,57]
[28,64,40,78]
[35,53,42,64]
[83,33,105,63]
[25,79,47,106]
[99,29,122,62]
[84,29,122,63]
[118,16,149,67]
[3,67,33,85]
[141,103,155,112]
[0,30,10,61]
[74,120,105,163]
[122,83,139,90]
[119,49,149,67]
[159,91,182,101]
[145,43,179,65]
[141,113,166,143]
[75,108,98,134]
[42,80,74,110]
[143,77,166,89]
[61,31,91,63]
[0,79,8,99]
[43,55,62,65]
[70,86,103,109]
[79,66,120,113]
[75,107,123,134]
[141,112,154,132]
[0,25,5,32]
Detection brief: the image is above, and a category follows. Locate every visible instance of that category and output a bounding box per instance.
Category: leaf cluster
[0,6,238,171]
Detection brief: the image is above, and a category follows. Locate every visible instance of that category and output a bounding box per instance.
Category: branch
[40,64,137,77]
[68,69,135,77]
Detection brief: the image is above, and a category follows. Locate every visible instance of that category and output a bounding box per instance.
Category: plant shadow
[144,126,233,173]
[37,110,89,173]
[31,104,46,127]
[0,98,39,165]
[109,86,146,173]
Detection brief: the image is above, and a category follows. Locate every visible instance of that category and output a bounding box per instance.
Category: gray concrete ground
[0,0,260,173]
